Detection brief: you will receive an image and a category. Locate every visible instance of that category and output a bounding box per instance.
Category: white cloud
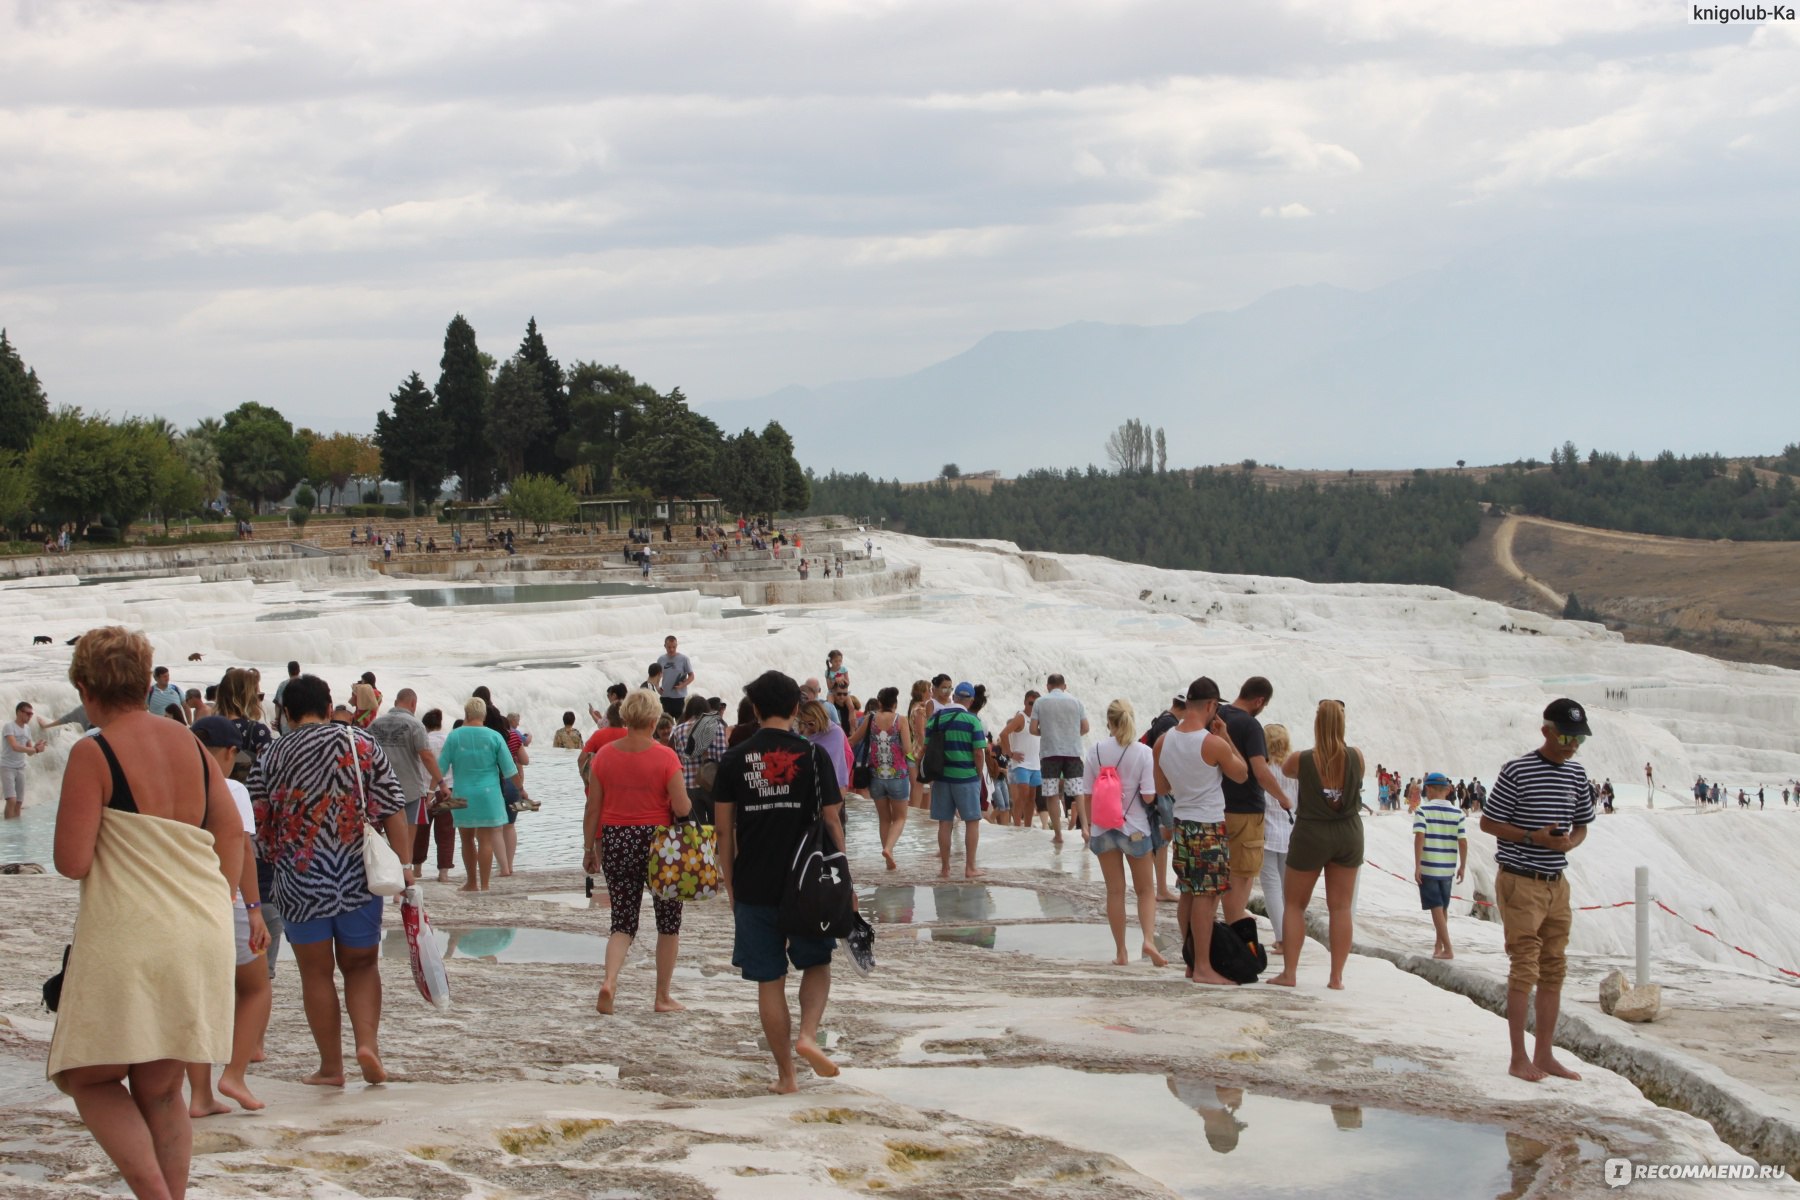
[0,0,1792,434]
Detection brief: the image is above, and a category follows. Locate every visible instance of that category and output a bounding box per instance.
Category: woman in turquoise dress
[438,697,516,892]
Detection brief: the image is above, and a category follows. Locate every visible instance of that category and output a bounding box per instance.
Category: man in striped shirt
[1480,698,1596,1084]
[926,681,986,880]
[1412,771,1467,961]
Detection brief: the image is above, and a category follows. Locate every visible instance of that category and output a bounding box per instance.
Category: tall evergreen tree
[717,428,780,516]
[487,354,551,484]
[374,372,449,511]
[516,317,568,477]
[617,388,720,497]
[436,314,495,500]
[760,420,809,511]
[565,361,653,492]
[0,329,50,453]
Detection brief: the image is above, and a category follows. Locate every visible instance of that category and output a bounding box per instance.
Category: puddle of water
[254,609,323,622]
[838,1065,1532,1199]
[859,884,1079,924]
[1372,1055,1429,1075]
[381,926,606,964]
[530,891,603,910]
[902,922,1178,961]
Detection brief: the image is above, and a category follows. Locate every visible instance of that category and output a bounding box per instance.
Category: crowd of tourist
[19,619,1682,1199]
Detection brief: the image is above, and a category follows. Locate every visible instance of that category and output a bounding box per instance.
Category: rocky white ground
[0,532,1796,1197]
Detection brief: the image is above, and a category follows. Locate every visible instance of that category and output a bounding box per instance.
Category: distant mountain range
[701,230,1798,479]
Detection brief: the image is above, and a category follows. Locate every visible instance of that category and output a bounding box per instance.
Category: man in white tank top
[1153,679,1250,986]
[998,691,1043,830]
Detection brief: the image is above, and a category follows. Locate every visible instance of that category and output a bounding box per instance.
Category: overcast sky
[2,1,1793,457]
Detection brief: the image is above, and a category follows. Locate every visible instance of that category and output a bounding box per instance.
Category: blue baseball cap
[1423,772,1452,788]
[953,681,975,698]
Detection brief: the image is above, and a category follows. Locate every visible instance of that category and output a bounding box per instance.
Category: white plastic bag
[401,885,450,1008]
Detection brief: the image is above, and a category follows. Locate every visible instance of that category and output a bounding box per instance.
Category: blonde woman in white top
[1259,724,1298,956]
[1082,699,1166,966]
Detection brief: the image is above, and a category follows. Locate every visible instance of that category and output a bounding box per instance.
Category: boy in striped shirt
[1412,771,1467,960]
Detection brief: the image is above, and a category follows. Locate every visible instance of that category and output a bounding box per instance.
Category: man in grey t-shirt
[1030,674,1089,843]
[367,688,442,824]
[655,634,694,720]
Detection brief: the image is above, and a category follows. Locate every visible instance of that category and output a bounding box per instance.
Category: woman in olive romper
[1267,700,1364,990]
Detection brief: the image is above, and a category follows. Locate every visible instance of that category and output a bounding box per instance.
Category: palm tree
[176,435,223,504]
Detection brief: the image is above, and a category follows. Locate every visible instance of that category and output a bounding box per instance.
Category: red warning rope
[1361,859,1800,981]
[1652,900,1800,981]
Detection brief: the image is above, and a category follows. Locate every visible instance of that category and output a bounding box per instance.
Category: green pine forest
[806,435,1800,588]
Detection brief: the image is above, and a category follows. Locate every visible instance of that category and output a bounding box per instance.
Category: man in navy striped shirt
[1480,698,1596,1083]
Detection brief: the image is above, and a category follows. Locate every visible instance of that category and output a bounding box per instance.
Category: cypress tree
[516,317,568,477]
[435,315,495,501]
[374,371,448,511]
[0,329,50,454]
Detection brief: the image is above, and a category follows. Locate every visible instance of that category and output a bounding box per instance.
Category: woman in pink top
[582,689,692,1016]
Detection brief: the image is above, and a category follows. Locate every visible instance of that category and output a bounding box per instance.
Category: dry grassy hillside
[1456,514,1800,670]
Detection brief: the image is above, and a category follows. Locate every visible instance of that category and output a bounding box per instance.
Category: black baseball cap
[190,716,243,750]
[1543,698,1591,737]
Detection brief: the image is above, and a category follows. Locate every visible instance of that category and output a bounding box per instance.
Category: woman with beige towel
[48,626,243,1200]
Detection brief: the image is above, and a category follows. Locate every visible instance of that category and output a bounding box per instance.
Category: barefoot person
[251,674,412,1087]
[1258,723,1296,955]
[1031,674,1089,845]
[998,690,1042,829]
[1479,699,1596,1083]
[48,627,242,1200]
[1413,771,1468,961]
[582,688,692,1016]
[1084,699,1166,966]
[713,670,844,1093]
[437,698,516,892]
[185,717,273,1117]
[861,687,912,870]
[1267,700,1364,990]
[925,681,987,879]
[1153,677,1249,985]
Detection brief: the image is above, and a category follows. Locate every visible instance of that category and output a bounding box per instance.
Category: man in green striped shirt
[1413,771,1468,960]
[927,681,987,880]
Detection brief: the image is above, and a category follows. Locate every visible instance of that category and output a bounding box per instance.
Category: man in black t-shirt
[714,670,845,1094]
[1216,676,1287,924]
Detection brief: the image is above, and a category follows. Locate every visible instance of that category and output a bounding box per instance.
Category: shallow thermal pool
[836,1064,1540,1199]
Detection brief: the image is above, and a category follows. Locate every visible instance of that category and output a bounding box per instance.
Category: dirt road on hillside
[1491,515,1566,609]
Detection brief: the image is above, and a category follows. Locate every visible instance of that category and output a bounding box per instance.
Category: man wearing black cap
[1480,698,1597,1083]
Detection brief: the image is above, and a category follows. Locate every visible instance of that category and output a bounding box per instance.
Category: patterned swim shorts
[1173,819,1230,897]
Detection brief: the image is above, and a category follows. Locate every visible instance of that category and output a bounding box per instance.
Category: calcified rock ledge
[0,846,1771,1200]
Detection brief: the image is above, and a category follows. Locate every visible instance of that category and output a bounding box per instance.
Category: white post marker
[1635,866,1651,988]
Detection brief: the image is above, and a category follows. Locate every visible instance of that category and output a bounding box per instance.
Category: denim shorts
[732,901,835,983]
[1009,766,1042,788]
[930,777,982,822]
[868,774,910,802]
[1418,875,1453,911]
[283,894,385,949]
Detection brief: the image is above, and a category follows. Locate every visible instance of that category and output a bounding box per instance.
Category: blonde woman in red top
[582,689,692,1016]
